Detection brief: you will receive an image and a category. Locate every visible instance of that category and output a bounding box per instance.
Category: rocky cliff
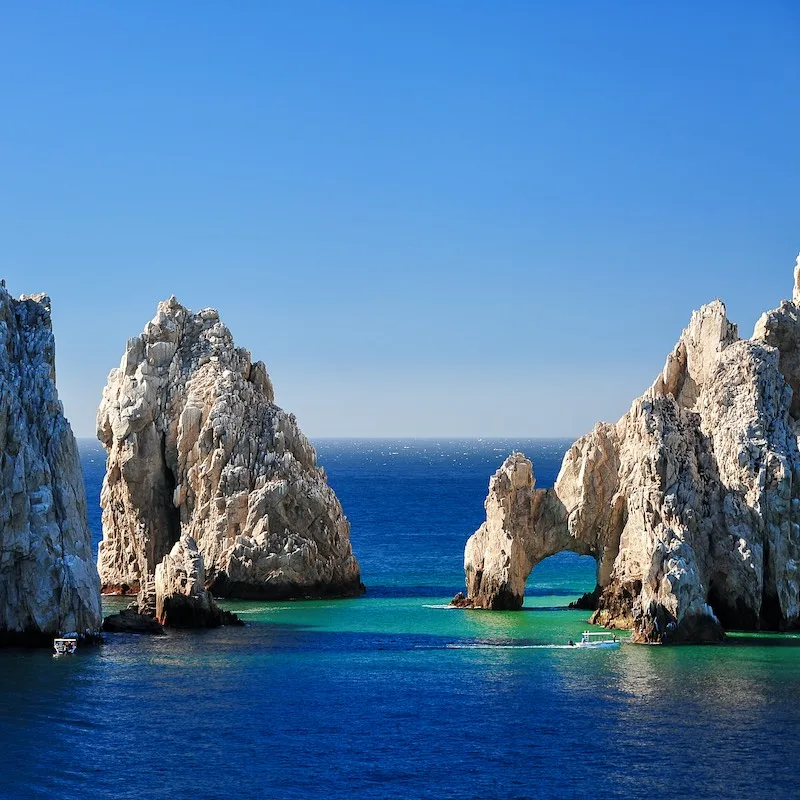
[459,259,800,643]
[0,284,102,645]
[96,297,362,605]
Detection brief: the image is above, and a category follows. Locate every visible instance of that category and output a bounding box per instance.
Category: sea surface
[1,438,799,799]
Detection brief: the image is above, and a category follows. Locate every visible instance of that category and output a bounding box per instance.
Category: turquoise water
[0,439,799,799]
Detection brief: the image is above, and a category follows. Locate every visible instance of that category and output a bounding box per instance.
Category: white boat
[53,638,78,656]
[567,631,620,649]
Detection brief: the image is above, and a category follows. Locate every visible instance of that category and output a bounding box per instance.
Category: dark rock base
[590,580,642,629]
[157,596,243,628]
[449,588,524,610]
[569,585,602,611]
[632,606,726,645]
[103,609,165,635]
[0,627,103,648]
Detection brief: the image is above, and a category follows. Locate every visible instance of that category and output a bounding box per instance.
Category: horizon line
[74,434,580,442]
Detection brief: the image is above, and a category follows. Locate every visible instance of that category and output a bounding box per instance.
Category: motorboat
[567,631,620,649]
[53,638,78,656]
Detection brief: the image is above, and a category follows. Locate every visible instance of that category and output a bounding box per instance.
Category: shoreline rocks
[96,297,362,617]
[0,285,102,646]
[458,257,800,643]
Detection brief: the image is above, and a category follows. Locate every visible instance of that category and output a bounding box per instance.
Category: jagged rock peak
[459,256,800,644]
[97,297,362,602]
[0,284,102,645]
[649,299,738,410]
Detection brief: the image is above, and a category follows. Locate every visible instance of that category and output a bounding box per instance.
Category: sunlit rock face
[0,285,101,645]
[97,297,362,602]
[460,258,800,644]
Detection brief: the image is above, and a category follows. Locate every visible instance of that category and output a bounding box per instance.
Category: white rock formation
[461,261,800,643]
[97,297,362,602]
[0,284,101,644]
[155,535,232,627]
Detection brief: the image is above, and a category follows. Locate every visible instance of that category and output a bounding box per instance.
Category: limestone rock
[459,258,800,643]
[97,297,362,602]
[155,535,241,627]
[0,285,102,645]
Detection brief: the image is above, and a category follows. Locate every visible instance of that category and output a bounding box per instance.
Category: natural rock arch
[458,258,800,644]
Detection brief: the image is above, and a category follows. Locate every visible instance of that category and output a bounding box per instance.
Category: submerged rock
[460,257,800,643]
[0,285,102,645]
[96,297,362,606]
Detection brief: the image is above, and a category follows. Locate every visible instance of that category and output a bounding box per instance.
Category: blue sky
[1,1,798,437]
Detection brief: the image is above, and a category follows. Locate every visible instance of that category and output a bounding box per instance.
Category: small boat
[53,638,78,656]
[567,631,620,649]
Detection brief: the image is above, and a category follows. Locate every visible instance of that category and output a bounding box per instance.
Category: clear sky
[1,1,798,438]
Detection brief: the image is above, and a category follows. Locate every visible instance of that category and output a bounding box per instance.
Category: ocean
[1,438,799,799]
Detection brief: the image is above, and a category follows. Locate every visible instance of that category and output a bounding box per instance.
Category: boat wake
[445,643,584,650]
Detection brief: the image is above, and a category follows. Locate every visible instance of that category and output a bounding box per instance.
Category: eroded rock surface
[460,259,800,643]
[97,297,362,605]
[155,535,241,627]
[0,285,101,645]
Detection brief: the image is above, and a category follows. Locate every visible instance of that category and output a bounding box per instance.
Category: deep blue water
[1,439,799,799]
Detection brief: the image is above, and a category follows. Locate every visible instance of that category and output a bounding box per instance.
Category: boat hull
[574,641,620,649]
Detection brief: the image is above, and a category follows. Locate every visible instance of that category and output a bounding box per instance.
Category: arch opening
[524,552,598,609]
